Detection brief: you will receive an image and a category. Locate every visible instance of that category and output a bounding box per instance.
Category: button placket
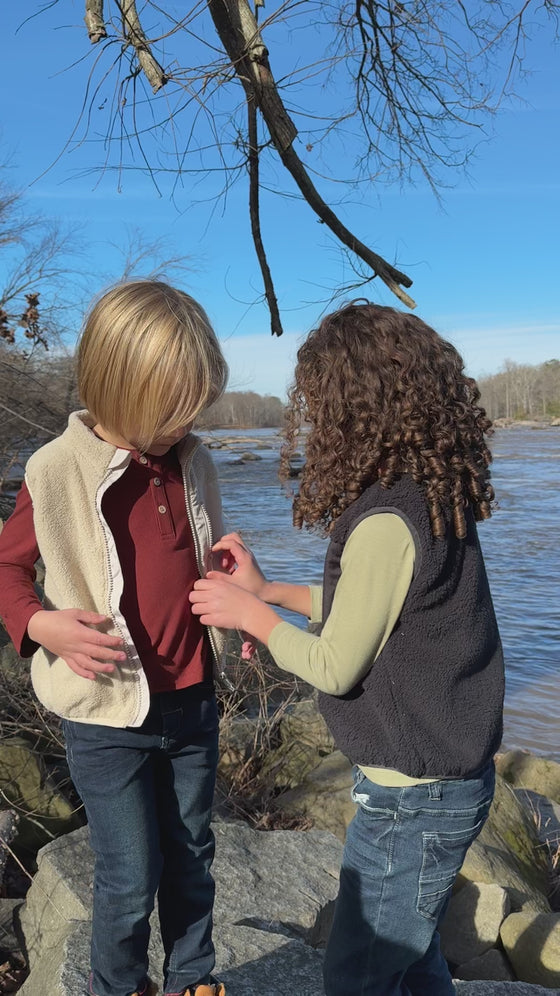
[152,477,175,537]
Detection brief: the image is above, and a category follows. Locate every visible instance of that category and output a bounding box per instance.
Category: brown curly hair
[279,302,494,539]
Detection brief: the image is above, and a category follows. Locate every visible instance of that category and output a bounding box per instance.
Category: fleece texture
[25,411,227,727]
[318,475,504,778]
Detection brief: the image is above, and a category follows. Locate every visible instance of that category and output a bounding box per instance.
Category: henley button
[153,477,161,486]
[139,456,148,465]
[158,504,167,514]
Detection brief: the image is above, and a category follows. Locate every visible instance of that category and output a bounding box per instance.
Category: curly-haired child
[190,302,504,996]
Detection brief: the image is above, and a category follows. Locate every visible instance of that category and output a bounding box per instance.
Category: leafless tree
[478,358,560,419]
[37,0,560,333]
[199,389,285,426]
[0,179,81,351]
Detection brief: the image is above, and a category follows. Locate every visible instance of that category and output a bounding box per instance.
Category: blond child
[0,281,230,996]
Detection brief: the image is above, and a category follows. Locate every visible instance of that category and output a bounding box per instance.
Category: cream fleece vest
[25,411,226,727]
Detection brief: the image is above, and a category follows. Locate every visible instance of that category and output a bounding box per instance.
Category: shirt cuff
[13,603,42,658]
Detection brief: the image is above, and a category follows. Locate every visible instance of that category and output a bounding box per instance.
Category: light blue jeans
[323,761,495,996]
[63,685,219,996]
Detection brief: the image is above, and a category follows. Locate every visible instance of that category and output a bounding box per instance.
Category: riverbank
[3,689,560,992]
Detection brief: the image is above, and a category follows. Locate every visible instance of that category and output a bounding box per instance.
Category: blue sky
[2,3,559,398]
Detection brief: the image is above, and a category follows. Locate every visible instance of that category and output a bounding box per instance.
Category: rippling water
[209,426,560,760]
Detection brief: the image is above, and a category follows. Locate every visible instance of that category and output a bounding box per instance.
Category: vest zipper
[182,448,235,692]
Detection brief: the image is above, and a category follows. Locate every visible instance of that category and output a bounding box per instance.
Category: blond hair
[77,280,228,451]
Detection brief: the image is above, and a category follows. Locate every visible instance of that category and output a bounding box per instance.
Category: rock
[0,739,82,855]
[458,775,551,913]
[0,809,18,883]
[18,828,93,970]
[455,948,516,982]
[261,700,335,791]
[496,751,560,805]
[18,821,343,995]
[275,750,355,841]
[440,882,510,965]
[454,982,556,994]
[231,451,263,464]
[218,701,336,803]
[500,910,560,988]
[212,822,341,946]
[0,898,24,955]
[278,700,333,753]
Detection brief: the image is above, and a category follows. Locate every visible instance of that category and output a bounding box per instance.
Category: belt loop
[428,781,443,800]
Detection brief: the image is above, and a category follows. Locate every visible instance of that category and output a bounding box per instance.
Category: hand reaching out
[27,609,127,681]
[207,532,267,597]
[190,575,281,648]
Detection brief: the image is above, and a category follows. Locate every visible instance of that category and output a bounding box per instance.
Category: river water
[208,426,560,761]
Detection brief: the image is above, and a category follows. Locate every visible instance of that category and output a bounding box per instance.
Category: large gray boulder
[440,882,511,966]
[18,821,342,996]
[500,910,560,988]
[455,949,516,982]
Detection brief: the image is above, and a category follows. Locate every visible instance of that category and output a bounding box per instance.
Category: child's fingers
[213,532,244,548]
[203,570,238,585]
[65,655,115,679]
[75,611,112,626]
[75,621,125,649]
[212,536,250,561]
[65,659,97,680]
[81,642,127,661]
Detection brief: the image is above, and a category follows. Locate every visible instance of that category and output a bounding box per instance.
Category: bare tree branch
[85,0,107,43]
[37,0,559,327]
[247,94,283,336]
[208,0,415,304]
[115,0,169,92]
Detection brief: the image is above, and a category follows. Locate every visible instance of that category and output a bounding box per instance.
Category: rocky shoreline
[2,694,560,993]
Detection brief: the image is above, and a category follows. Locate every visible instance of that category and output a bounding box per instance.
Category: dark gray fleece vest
[318,476,504,778]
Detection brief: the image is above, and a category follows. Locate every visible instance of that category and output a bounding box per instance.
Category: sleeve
[0,481,43,657]
[267,512,415,695]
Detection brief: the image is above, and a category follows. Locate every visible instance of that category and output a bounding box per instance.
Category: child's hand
[190,577,258,631]
[191,578,280,647]
[208,532,267,598]
[27,609,127,681]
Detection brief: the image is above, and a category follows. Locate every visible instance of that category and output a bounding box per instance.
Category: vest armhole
[347,507,423,581]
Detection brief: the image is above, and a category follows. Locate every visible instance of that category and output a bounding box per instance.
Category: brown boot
[183,985,225,996]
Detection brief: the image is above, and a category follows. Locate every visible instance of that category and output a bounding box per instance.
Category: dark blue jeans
[323,762,495,996]
[63,685,219,996]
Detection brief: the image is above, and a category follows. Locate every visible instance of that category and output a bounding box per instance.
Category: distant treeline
[198,390,285,428]
[478,359,560,421]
